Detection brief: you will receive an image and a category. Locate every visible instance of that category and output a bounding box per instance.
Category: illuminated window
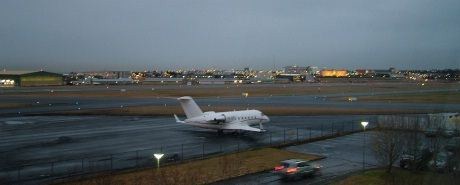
[0,79,15,85]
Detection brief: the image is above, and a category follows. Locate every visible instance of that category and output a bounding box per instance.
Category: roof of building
[91,78,133,82]
[143,78,184,82]
[0,70,37,75]
[0,70,63,76]
[198,78,234,81]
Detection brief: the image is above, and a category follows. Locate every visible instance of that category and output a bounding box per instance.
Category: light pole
[361,121,368,171]
[153,153,164,169]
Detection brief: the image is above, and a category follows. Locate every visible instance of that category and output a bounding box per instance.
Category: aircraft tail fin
[177,96,203,119]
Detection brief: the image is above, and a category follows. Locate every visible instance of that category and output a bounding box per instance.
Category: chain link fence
[0,121,374,184]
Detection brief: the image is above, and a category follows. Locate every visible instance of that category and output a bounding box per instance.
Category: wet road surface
[213,132,378,185]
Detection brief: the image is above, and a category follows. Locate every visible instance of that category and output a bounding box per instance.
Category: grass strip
[41,105,449,117]
[0,103,31,109]
[332,168,459,185]
[356,91,460,104]
[58,148,322,185]
[6,83,457,99]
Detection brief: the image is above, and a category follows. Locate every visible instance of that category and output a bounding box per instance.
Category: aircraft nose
[263,115,270,122]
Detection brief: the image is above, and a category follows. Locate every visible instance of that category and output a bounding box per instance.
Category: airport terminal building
[0,71,63,87]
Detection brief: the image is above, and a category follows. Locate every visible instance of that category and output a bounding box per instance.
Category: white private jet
[174,96,269,133]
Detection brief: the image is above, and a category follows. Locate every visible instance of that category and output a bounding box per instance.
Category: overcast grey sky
[1,0,459,72]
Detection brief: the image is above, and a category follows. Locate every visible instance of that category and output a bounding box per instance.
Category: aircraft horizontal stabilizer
[174,114,185,123]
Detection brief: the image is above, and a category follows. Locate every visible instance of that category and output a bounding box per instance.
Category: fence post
[51,162,54,175]
[331,123,333,135]
[81,158,84,172]
[309,127,312,140]
[136,150,139,167]
[202,143,205,159]
[181,144,184,161]
[296,128,299,143]
[17,168,20,181]
[283,128,286,143]
[110,155,113,171]
[342,122,345,133]
[237,141,240,152]
[269,132,272,146]
[321,124,323,137]
[351,122,354,131]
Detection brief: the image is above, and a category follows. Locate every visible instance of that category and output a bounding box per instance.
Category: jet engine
[208,114,226,124]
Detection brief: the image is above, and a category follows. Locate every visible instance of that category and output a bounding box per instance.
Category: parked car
[272,159,321,180]
[400,154,415,169]
[432,152,449,172]
[164,153,180,162]
[429,151,455,173]
[400,148,433,170]
[442,129,458,138]
[424,128,459,138]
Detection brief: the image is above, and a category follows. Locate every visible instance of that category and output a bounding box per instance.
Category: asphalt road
[214,131,458,185]
[213,132,379,185]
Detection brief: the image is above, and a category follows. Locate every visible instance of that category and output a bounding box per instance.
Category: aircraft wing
[223,122,263,132]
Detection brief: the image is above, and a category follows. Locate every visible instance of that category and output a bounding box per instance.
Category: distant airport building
[357,68,403,78]
[274,78,291,84]
[320,69,348,77]
[0,70,63,87]
[142,77,184,85]
[276,74,305,82]
[90,78,134,85]
[372,69,393,77]
[281,66,318,82]
[307,66,319,75]
[78,71,131,79]
[280,66,319,82]
[355,69,370,76]
[198,78,235,85]
[284,66,309,75]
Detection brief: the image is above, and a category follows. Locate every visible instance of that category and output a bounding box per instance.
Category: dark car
[400,154,415,169]
[430,152,448,172]
[164,153,180,162]
[399,148,433,170]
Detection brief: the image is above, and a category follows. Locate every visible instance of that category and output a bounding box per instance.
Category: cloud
[0,0,459,72]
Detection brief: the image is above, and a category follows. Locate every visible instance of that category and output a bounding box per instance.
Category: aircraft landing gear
[232,130,243,135]
[217,129,224,135]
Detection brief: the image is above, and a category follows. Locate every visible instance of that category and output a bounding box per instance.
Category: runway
[1,88,459,116]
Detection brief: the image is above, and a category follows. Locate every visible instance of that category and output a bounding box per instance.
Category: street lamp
[361,121,368,171]
[153,153,164,169]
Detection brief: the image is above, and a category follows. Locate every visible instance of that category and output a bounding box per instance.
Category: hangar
[320,69,348,77]
[0,71,63,87]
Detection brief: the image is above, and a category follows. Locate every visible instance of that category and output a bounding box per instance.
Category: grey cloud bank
[0,0,459,72]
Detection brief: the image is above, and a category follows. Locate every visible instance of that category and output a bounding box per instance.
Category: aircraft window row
[237,116,256,120]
